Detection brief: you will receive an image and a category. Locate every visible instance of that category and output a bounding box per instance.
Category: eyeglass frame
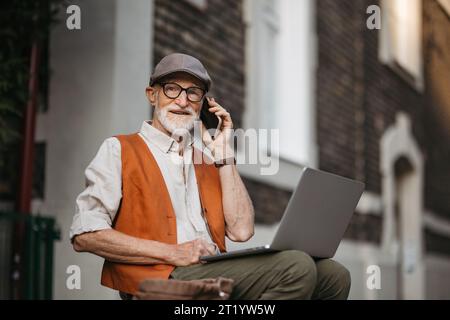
[158,82,206,103]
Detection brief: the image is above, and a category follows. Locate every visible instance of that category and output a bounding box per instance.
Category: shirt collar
[139,120,196,154]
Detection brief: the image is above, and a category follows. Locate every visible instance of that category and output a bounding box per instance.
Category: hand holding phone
[200,97,222,140]
[199,97,235,162]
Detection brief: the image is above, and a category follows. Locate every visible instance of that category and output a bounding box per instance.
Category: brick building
[150,0,450,299]
[11,0,449,299]
[314,0,450,299]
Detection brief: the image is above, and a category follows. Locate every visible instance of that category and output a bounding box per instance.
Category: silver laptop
[200,167,365,262]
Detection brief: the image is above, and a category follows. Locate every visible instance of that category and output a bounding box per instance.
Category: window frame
[379,0,424,92]
[241,0,318,188]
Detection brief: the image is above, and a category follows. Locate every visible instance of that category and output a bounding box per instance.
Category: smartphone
[200,97,222,139]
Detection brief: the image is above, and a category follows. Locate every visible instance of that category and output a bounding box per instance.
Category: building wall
[316,0,450,256]
[37,0,450,299]
[422,0,450,222]
[40,0,154,299]
[153,0,246,127]
[228,0,450,299]
[310,0,450,299]
[152,0,292,222]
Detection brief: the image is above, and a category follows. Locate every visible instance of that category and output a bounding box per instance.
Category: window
[379,0,424,91]
[243,0,317,167]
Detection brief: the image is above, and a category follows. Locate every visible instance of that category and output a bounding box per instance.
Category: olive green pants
[170,250,351,300]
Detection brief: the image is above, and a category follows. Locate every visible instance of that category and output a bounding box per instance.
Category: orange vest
[101,133,226,294]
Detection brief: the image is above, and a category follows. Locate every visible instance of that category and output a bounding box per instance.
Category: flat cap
[149,53,212,91]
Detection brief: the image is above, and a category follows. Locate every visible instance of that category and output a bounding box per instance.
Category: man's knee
[335,264,351,295]
[316,259,351,299]
[275,250,317,287]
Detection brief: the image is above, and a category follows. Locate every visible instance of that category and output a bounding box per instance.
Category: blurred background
[0,0,449,300]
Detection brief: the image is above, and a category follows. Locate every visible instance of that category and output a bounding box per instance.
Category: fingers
[205,97,233,130]
[206,98,227,115]
[209,108,230,118]
[199,240,215,256]
[208,108,232,129]
[207,104,227,113]
[205,243,217,255]
[191,239,207,257]
[178,239,218,266]
[193,239,217,256]
[206,96,217,106]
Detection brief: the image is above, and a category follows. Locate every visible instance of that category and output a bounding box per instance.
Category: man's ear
[146,86,157,106]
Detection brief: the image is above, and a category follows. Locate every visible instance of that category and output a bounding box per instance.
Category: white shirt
[70,121,218,249]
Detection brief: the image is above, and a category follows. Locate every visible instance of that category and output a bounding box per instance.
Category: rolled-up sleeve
[70,137,122,240]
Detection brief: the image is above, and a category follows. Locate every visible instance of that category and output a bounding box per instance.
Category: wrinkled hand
[201,97,235,162]
[168,238,217,267]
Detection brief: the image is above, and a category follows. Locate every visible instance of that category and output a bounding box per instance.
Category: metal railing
[0,212,60,299]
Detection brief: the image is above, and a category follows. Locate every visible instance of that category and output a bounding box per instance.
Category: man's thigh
[170,250,313,299]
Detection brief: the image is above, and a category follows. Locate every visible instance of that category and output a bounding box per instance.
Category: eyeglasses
[159,82,205,103]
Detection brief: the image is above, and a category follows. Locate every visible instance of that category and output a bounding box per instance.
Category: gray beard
[154,102,199,134]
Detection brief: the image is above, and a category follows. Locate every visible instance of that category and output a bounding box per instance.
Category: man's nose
[175,91,189,107]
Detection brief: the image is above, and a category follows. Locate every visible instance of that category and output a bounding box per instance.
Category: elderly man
[71,53,351,300]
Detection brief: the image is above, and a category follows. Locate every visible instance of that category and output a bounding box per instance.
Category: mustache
[165,104,196,116]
